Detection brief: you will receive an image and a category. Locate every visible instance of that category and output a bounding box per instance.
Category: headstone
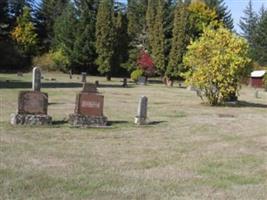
[255,90,260,98]
[69,70,72,79]
[138,76,146,85]
[81,72,87,83]
[32,67,41,91]
[122,78,128,88]
[69,83,107,127]
[10,68,52,125]
[82,83,97,93]
[18,91,48,115]
[135,96,148,125]
[17,72,23,77]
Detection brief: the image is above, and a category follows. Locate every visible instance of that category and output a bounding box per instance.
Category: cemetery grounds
[0,72,267,200]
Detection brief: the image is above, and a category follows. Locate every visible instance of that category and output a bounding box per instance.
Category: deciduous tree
[183,26,251,105]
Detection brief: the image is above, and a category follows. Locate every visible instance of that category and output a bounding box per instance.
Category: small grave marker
[122,78,128,88]
[135,96,148,125]
[81,72,87,83]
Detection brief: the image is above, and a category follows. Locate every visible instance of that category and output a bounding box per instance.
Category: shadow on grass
[147,121,167,125]
[52,120,68,125]
[224,101,267,108]
[0,81,135,89]
[107,120,129,126]
[0,81,82,89]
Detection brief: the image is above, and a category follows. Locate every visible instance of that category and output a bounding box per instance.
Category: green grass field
[0,72,267,199]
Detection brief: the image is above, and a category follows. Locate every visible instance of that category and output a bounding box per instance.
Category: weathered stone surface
[82,83,97,93]
[32,67,42,91]
[18,91,48,115]
[69,114,108,128]
[10,114,52,125]
[135,96,148,125]
[122,78,128,88]
[75,93,104,116]
[138,76,146,85]
[81,72,87,83]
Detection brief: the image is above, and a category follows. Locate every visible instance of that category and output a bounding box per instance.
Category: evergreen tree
[113,10,129,75]
[36,0,68,51]
[146,0,156,51]
[53,3,77,68]
[126,0,148,72]
[239,0,258,45]
[0,0,10,40]
[163,0,175,64]
[251,10,267,65]
[72,0,98,72]
[152,0,165,76]
[95,0,114,80]
[166,0,189,84]
[205,0,234,30]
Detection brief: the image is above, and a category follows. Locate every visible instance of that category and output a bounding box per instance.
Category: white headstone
[32,67,41,92]
[135,96,148,125]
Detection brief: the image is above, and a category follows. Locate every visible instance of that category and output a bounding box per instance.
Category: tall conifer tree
[166,0,189,84]
[239,0,258,46]
[152,0,165,75]
[72,0,98,72]
[95,0,114,80]
[205,0,234,30]
[36,0,68,51]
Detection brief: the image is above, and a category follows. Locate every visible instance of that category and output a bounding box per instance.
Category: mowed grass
[0,72,267,200]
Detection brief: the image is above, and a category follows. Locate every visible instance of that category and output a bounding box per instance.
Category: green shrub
[33,49,69,72]
[51,49,69,72]
[131,68,143,82]
[33,53,56,71]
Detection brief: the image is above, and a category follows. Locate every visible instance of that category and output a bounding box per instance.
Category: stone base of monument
[134,116,147,125]
[69,114,108,128]
[10,114,52,125]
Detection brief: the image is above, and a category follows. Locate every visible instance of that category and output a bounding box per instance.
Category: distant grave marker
[122,78,128,88]
[81,72,87,83]
[138,76,146,85]
[17,72,23,77]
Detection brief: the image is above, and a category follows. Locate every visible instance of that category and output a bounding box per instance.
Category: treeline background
[0,0,265,79]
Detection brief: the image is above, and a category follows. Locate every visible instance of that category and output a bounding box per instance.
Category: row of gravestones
[10,67,148,127]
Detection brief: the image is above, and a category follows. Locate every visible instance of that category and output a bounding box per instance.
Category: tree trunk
[166,78,174,87]
[106,74,111,81]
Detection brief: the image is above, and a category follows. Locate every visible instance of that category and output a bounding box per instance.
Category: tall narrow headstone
[69,70,72,79]
[32,67,41,91]
[135,96,148,125]
[81,72,87,83]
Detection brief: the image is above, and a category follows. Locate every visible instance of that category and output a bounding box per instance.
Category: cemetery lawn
[1,72,267,200]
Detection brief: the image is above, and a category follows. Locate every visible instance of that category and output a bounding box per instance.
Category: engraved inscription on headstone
[76,93,104,116]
